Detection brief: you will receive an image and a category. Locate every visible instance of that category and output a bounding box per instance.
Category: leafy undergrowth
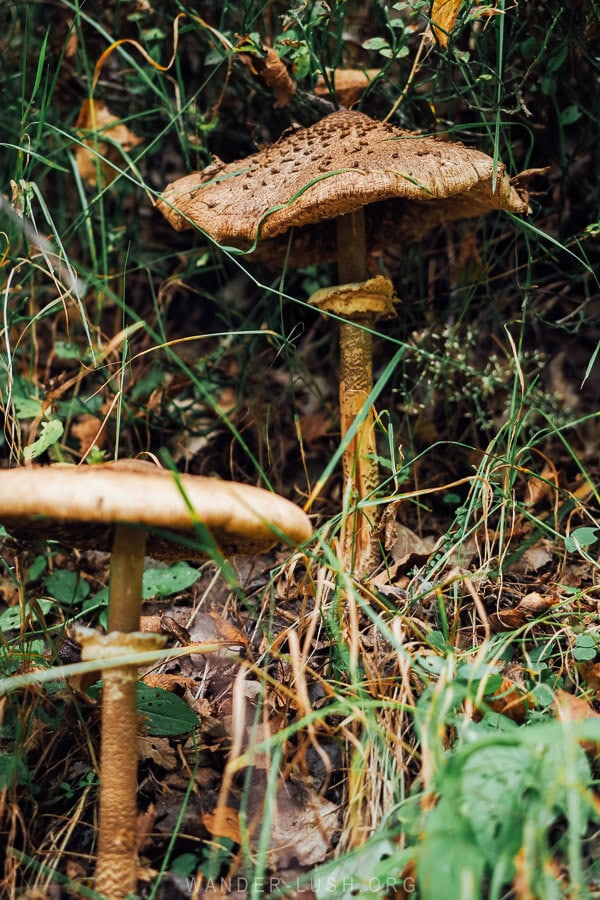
[1,1,600,898]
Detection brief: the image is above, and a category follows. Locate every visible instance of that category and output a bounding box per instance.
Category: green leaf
[22,418,64,461]
[53,341,91,362]
[0,751,31,788]
[531,682,556,707]
[565,527,599,554]
[426,630,449,652]
[0,599,53,631]
[28,555,47,582]
[313,838,409,898]
[560,105,582,125]
[456,662,501,685]
[142,561,201,599]
[12,395,43,420]
[171,853,199,876]
[43,570,90,607]
[362,37,391,52]
[572,632,597,662]
[136,683,200,736]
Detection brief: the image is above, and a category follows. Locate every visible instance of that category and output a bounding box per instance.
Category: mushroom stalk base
[96,661,140,899]
[98,523,147,899]
[78,629,167,900]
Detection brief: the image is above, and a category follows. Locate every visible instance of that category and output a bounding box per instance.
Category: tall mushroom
[157,109,528,571]
[0,459,312,899]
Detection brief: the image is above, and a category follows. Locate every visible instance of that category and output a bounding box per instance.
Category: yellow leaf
[75,99,143,187]
[202,806,242,843]
[430,0,466,46]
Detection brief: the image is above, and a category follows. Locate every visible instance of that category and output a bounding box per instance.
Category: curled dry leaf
[576,661,600,693]
[142,673,199,692]
[246,771,339,869]
[138,735,178,769]
[489,591,558,632]
[261,47,296,107]
[486,676,532,722]
[187,611,249,655]
[524,462,558,508]
[430,0,466,46]
[75,98,143,187]
[508,543,554,576]
[202,806,242,843]
[554,689,600,755]
[430,0,504,47]
[298,410,334,446]
[70,414,106,456]
[377,502,437,578]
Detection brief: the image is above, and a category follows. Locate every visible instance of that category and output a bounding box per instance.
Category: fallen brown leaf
[378,504,436,578]
[246,770,339,869]
[298,410,333,446]
[70,414,106,456]
[138,735,178,769]
[203,806,242,843]
[489,592,558,632]
[261,47,296,107]
[486,676,532,722]
[575,661,600,693]
[187,611,249,655]
[430,0,466,47]
[142,673,199,692]
[524,462,558,508]
[75,98,143,187]
[554,689,600,755]
[136,804,157,852]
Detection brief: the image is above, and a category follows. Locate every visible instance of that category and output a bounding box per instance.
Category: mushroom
[157,109,528,571]
[0,459,312,899]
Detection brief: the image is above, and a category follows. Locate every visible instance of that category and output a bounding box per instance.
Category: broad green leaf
[142,561,200,599]
[43,570,90,607]
[12,395,43,419]
[565,527,599,554]
[572,633,597,661]
[0,599,53,630]
[313,838,411,898]
[0,751,31,788]
[22,418,64,461]
[136,683,200,736]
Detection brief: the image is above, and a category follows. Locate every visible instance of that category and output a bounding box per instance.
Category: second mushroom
[158,109,527,572]
[0,459,312,900]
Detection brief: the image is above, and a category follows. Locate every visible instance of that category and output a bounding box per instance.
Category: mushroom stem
[98,524,147,898]
[96,658,140,898]
[108,524,147,633]
[336,210,379,572]
[78,629,166,900]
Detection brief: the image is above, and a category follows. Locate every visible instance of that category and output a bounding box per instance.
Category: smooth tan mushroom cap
[158,109,528,256]
[0,460,312,556]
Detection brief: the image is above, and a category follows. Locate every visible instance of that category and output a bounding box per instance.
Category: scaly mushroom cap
[0,460,312,557]
[158,109,528,263]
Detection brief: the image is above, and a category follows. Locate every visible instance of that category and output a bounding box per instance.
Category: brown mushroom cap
[0,460,312,557]
[158,109,528,263]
